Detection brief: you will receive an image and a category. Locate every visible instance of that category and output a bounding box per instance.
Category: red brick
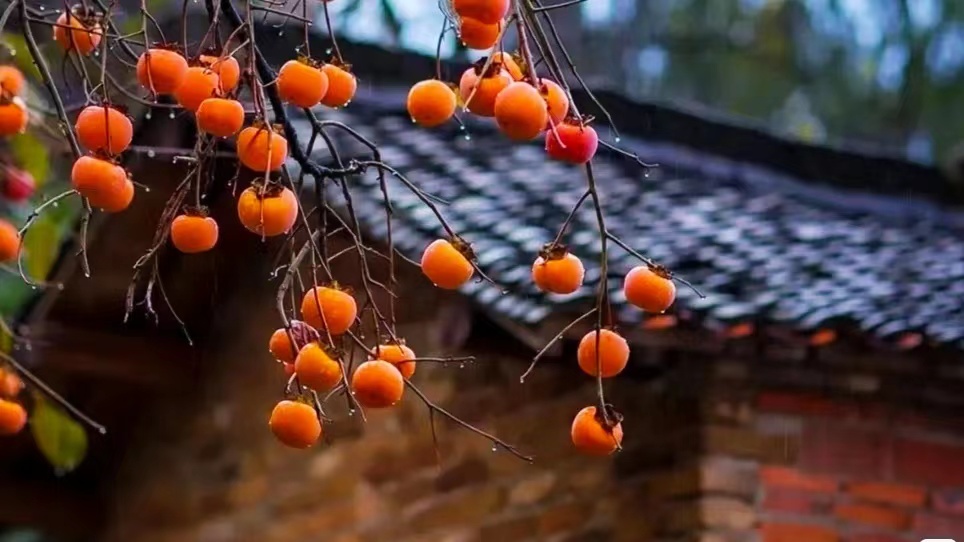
[933,488,964,515]
[760,466,838,493]
[845,535,909,542]
[800,424,888,479]
[847,482,926,508]
[760,522,839,542]
[762,487,833,515]
[894,438,964,487]
[834,503,911,530]
[913,511,964,536]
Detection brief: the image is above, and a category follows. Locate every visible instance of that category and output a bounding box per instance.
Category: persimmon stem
[520,308,597,383]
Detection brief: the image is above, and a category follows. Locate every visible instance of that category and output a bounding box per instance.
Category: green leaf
[23,213,60,280]
[0,33,42,81]
[9,131,50,187]
[30,393,88,473]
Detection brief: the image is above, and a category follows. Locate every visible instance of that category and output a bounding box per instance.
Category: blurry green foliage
[30,393,88,472]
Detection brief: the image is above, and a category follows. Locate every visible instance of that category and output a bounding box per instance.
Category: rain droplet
[93,51,99,57]
[459,125,465,131]
[348,409,355,416]
[491,445,498,452]
[145,111,152,120]
[459,362,465,369]
[325,48,333,55]
[30,285,36,290]
[464,134,471,141]
[52,202,58,207]
[614,136,621,143]
[169,111,175,119]
[278,31,284,36]
[147,150,156,158]
[411,118,416,123]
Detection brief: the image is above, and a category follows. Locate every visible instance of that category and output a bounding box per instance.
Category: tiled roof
[289,94,964,349]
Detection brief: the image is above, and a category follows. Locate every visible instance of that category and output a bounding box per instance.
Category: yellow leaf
[30,393,88,473]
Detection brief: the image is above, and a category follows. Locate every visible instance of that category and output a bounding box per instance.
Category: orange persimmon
[571,406,623,456]
[576,329,629,378]
[458,66,511,117]
[407,80,457,128]
[277,60,329,109]
[196,97,245,137]
[269,400,321,448]
[459,18,501,50]
[174,66,220,112]
[494,82,548,140]
[623,265,676,313]
[199,54,241,93]
[136,49,189,94]
[70,155,133,212]
[532,250,584,295]
[319,64,356,108]
[0,220,19,262]
[452,0,510,25]
[0,98,28,136]
[351,360,404,408]
[236,125,288,172]
[0,66,25,97]
[300,286,357,335]
[294,342,343,392]
[75,105,133,154]
[53,11,102,55]
[0,399,26,436]
[371,343,416,380]
[170,213,218,253]
[420,238,474,290]
[236,184,298,237]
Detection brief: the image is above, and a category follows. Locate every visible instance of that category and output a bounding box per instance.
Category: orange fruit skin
[0,100,28,136]
[96,177,134,213]
[170,215,218,253]
[269,400,321,449]
[571,406,623,456]
[459,18,501,50]
[294,342,343,392]
[136,49,189,95]
[174,67,220,112]
[0,66,25,96]
[420,239,474,290]
[453,0,510,25]
[197,98,245,137]
[494,82,549,141]
[577,329,629,378]
[0,399,27,436]
[300,286,357,335]
[236,127,289,172]
[545,122,598,164]
[269,329,296,363]
[0,219,20,262]
[532,253,585,294]
[539,79,569,126]
[75,106,133,155]
[351,360,404,408]
[236,185,299,237]
[371,343,416,380]
[319,64,357,108]
[458,68,511,117]
[407,80,457,128]
[491,52,523,81]
[53,12,102,55]
[277,60,329,109]
[0,371,23,398]
[71,156,130,210]
[200,55,241,93]
[623,266,676,313]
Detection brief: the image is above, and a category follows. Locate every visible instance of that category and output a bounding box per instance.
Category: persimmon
[174,67,220,112]
[421,238,474,290]
[197,97,245,137]
[0,98,28,136]
[0,66,25,96]
[2,167,34,202]
[136,49,189,95]
[458,66,511,117]
[624,265,676,313]
[571,406,623,456]
[319,64,357,108]
[577,329,629,378]
[0,370,22,398]
[453,0,510,25]
[459,18,501,50]
[277,60,329,109]
[236,184,298,237]
[96,177,134,213]
[371,343,416,380]
[492,52,524,81]
[199,54,241,93]
[532,248,584,294]
[407,80,456,128]
[170,213,218,253]
[269,400,321,449]
[236,125,288,172]
[70,155,131,212]
[300,286,357,335]
[351,360,404,408]
[539,79,569,126]
[494,82,548,140]
[0,220,19,262]
[53,11,102,55]
[75,105,133,154]
[546,121,598,164]
[268,321,313,363]
[294,342,343,392]
[282,362,295,378]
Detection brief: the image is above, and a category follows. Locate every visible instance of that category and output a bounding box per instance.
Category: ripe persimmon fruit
[174,66,220,112]
[532,246,584,294]
[407,80,457,128]
[0,98,28,136]
[494,82,548,141]
[294,342,343,392]
[170,212,218,253]
[269,400,321,448]
[319,64,356,108]
[300,285,357,335]
[351,360,404,408]
[577,328,629,378]
[236,125,288,172]
[491,52,524,81]
[199,54,241,93]
[136,48,189,95]
[624,265,676,313]
[0,399,26,436]
[453,0,510,25]
[0,66,25,97]
[0,220,20,262]
[282,362,295,378]
[0,370,23,398]
[196,98,245,137]
[458,65,511,117]
[371,343,416,380]
[75,105,133,155]
[236,183,299,237]
[268,321,313,364]
[546,120,598,164]
[571,406,623,456]
[459,17,501,50]
[539,79,569,126]
[71,155,133,212]
[53,10,102,55]
[421,238,474,290]
[277,59,329,109]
